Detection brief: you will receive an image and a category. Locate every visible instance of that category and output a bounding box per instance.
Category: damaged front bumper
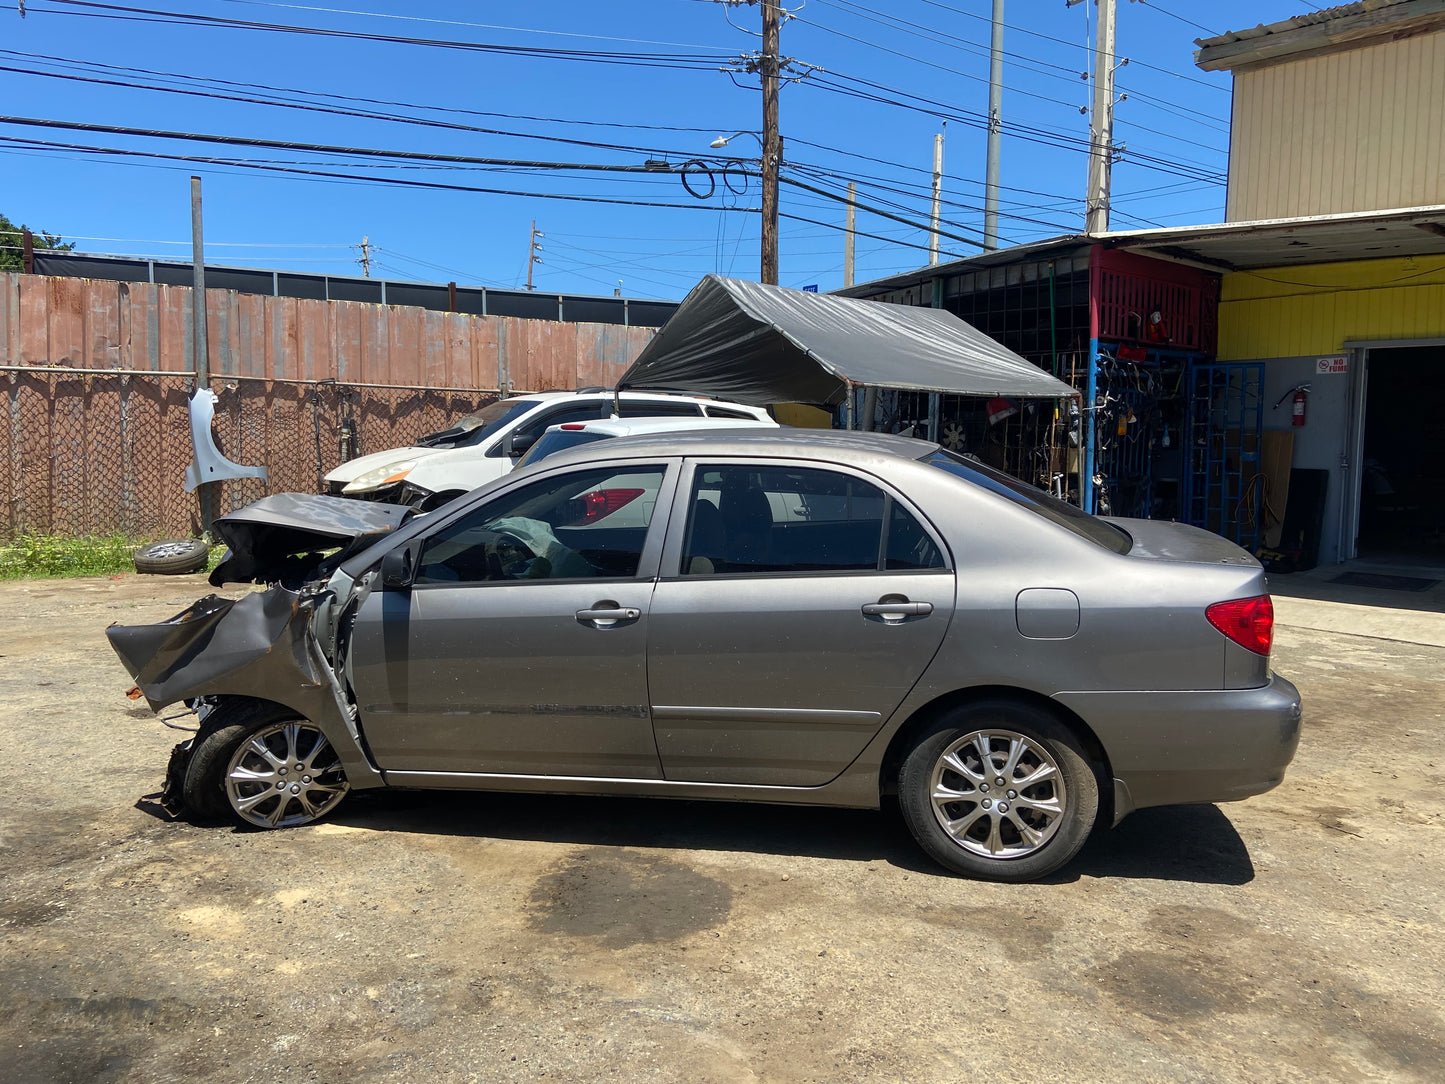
[106,586,384,790]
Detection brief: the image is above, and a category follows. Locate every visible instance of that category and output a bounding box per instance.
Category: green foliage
[1,210,75,272]
[1,534,146,579]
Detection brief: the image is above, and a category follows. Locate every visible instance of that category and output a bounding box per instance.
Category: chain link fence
[2,370,496,539]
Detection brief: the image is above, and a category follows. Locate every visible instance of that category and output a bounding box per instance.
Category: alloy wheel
[929,729,1068,859]
[224,721,349,828]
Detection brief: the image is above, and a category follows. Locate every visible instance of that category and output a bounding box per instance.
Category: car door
[348,461,678,778]
[647,460,955,786]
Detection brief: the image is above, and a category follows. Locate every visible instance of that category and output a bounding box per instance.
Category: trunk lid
[1106,516,1262,569]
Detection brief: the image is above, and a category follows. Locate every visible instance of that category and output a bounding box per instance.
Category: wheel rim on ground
[929,729,1068,860]
[143,541,200,559]
[224,721,350,828]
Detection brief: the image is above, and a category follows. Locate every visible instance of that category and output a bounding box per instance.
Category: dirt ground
[1,572,1442,1083]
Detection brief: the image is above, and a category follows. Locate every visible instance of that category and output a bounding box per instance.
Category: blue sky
[1,1,1326,299]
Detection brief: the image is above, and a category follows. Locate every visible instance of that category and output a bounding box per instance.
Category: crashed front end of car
[106,494,409,817]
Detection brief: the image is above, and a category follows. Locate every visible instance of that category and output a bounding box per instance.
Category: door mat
[1330,572,1440,592]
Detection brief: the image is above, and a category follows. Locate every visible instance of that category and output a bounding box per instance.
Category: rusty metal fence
[1,370,495,539]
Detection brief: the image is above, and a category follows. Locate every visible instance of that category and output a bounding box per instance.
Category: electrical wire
[28,1,735,71]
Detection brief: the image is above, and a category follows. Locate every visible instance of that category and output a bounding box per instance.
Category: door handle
[576,604,641,627]
[862,600,933,620]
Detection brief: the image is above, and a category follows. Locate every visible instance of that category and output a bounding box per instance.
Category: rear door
[646,460,955,785]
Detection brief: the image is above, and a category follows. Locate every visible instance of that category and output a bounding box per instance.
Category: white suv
[325,390,773,509]
[515,415,777,471]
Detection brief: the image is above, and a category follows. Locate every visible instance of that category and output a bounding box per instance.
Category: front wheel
[183,700,350,828]
[898,701,1099,882]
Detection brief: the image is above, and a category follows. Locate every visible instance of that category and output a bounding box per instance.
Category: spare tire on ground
[133,538,210,575]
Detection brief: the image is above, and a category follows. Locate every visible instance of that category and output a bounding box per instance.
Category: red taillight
[560,423,588,431]
[1206,595,1274,656]
[566,487,644,525]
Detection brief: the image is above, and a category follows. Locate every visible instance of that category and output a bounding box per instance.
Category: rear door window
[616,399,705,418]
[681,465,943,575]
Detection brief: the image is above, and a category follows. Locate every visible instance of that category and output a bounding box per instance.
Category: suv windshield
[516,428,610,468]
[416,399,537,449]
[928,449,1132,554]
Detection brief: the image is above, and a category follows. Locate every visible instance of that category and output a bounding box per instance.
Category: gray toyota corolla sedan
[108,430,1301,882]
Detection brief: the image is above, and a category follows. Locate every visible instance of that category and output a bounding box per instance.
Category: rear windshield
[417,399,537,449]
[927,449,1132,554]
[516,428,610,467]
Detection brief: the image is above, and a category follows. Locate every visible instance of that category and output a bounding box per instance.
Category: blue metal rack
[1183,362,1265,552]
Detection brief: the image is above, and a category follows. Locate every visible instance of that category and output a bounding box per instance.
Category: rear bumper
[1054,674,1302,813]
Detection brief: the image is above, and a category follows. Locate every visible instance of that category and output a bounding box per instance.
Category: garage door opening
[1357,344,1445,564]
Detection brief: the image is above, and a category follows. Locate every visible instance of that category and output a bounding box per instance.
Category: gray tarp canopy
[617,275,1075,406]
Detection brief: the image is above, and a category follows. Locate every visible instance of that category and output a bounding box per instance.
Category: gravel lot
[1,572,1442,1083]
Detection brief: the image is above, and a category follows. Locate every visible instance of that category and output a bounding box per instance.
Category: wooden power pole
[760,0,781,285]
[526,220,542,291]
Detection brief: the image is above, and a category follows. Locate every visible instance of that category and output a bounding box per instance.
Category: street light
[710,131,763,150]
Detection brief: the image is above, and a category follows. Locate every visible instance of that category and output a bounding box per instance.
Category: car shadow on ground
[310,790,1255,885]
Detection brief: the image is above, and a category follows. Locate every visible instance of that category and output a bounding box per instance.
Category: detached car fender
[106,589,384,789]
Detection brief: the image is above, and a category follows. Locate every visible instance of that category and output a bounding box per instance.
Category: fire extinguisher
[1291,385,1309,426]
[1274,383,1312,426]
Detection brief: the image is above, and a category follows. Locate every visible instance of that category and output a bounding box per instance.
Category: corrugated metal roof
[840,206,1445,299]
[1195,0,1445,71]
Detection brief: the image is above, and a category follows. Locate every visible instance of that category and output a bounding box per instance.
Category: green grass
[0,534,222,580]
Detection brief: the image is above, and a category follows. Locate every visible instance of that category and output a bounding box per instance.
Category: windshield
[516,428,610,468]
[927,449,1132,554]
[416,399,537,449]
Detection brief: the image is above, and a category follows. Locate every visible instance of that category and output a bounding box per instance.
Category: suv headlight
[342,458,420,494]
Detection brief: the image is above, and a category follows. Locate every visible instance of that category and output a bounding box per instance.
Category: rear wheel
[898,701,1099,882]
[183,700,350,828]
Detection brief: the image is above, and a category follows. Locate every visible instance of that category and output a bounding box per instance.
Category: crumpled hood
[210,493,412,586]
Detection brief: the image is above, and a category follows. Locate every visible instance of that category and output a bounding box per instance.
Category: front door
[349,462,675,777]
[648,462,955,786]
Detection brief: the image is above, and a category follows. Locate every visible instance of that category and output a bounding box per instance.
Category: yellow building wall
[1228,31,1445,220]
[1217,256,1445,359]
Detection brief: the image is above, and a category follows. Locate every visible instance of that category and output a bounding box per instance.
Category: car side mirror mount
[380,543,417,589]
[504,432,536,459]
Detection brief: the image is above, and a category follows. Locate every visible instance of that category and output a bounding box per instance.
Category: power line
[3,49,729,139]
[29,1,735,70]
[214,0,724,51]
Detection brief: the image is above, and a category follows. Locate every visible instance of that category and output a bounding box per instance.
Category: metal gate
[1183,362,1265,551]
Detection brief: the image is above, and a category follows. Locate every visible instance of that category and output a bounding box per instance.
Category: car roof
[507,389,758,406]
[532,427,940,470]
[546,417,777,437]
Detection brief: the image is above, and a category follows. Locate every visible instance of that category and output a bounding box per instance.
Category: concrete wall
[1249,355,1355,566]
[1228,30,1445,220]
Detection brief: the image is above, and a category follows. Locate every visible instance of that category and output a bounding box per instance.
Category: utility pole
[525,220,542,291]
[843,181,856,288]
[358,235,371,277]
[1084,0,1118,234]
[189,175,214,534]
[760,0,781,285]
[21,226,33,274]
[983,0,1004,250]
[928,127,945,266]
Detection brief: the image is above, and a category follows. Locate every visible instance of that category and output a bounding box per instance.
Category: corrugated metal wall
[0,273,654,389]
[1217,256,1445,359]
[1228,31,1445,221]
[0,273,656,538]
